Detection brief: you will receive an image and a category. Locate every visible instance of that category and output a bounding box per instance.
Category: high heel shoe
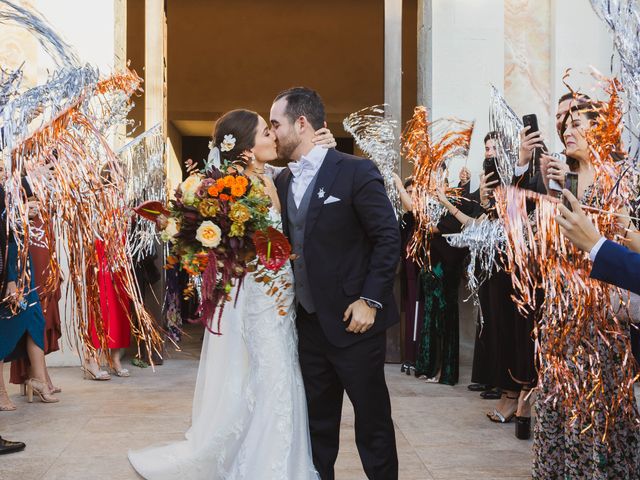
[515,416,531,440]
[22,382,61,395]
[25,378,59,404]
[81,366,111,381]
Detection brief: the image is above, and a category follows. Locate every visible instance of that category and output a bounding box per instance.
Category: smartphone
[522,114,547,173]
[483,156,499,185]
[522,114,539,135]
[548,152,567,192]
[563,172,579,210]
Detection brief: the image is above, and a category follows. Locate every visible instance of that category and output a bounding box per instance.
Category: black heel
[515,416,531,440]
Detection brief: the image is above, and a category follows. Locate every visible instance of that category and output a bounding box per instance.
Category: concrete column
[384,0,403,167]
[144,0,167,341]
[384,0,404,363]
[417,0,432,112]
[145,0,166,133]
[114,0,127,148]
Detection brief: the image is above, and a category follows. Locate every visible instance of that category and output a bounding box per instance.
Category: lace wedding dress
[128,207,318,480]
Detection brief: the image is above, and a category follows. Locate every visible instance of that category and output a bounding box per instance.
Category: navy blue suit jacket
[590,239,640,295]
[275,149,401,347]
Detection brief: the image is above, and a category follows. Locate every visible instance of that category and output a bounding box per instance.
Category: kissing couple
[129,87,401,480]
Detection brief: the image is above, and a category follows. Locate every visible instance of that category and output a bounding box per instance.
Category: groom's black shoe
[0,437,26,455]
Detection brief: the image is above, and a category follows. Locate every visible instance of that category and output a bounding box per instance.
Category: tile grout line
[394,411,436,480]
[38,410,93,479]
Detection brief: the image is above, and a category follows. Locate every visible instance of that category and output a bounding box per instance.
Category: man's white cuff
[514,163,529,176]
[589,237,607,262]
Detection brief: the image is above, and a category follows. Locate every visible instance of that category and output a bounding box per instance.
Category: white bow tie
[288,157,315,178]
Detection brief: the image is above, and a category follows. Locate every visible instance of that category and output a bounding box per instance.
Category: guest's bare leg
[0,362,16,410]
[25,335,48,385]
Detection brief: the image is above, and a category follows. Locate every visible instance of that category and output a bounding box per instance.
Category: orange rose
[207,185,219,197]
[219,193,230,202]
[216,178,226,190]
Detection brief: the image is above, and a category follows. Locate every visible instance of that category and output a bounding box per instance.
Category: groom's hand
[343,299,376,334]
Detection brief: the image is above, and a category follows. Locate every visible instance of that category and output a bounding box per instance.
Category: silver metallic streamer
[0,3,164,364]
[443,219,506,294]
[590,0,640,208]
[117,124,166,261]
[489,84,523,183]
[343,105,401,216]
[0,65,100,152]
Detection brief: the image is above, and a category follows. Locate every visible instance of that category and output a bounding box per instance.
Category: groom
[271,87,400,480]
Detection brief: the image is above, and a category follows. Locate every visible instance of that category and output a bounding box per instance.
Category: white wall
[550,0,614,152]
[430,0,505,190]
[35,0,115,74]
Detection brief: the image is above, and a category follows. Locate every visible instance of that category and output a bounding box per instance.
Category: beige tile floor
[1,327,534,480]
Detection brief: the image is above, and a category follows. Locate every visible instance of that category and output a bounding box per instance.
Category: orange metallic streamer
[5,68,163,367]
[494,76,639,443]
[402,106,474,265]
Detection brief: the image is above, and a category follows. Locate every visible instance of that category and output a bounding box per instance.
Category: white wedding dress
[128,208,318,480]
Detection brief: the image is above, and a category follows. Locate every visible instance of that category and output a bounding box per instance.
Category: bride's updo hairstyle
[212,109,260,163]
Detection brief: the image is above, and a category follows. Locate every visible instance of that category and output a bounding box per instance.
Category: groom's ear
[295,115,311,134]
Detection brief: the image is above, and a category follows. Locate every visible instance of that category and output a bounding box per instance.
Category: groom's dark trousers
[297,307,397,480]
[276,149,400,480]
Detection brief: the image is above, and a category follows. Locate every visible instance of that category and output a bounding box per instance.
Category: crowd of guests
[0,166,135,455]
[397,92,640,477]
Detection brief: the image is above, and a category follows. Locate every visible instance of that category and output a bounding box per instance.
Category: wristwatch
[362,298,382,310]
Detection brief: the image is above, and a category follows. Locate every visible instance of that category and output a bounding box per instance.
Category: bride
[128,109,335,479]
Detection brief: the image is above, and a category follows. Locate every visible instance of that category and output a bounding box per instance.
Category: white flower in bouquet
[196,220,222,248]
[180,174,203,205]
[160,218,179,243]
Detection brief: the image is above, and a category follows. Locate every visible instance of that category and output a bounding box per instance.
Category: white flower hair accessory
[220,134,236,152]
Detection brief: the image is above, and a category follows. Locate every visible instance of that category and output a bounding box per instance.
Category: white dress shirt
[288,146,328,208]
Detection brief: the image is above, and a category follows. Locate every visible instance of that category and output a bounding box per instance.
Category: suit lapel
[304,149,342,240]
[277,168,293,237]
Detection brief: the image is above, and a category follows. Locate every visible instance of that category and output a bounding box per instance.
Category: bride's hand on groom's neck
[312,123,337,149]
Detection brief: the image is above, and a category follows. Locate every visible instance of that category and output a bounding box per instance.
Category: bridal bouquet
[135,160,291,333]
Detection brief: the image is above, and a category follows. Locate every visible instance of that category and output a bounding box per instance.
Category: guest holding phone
[531,101,640,478]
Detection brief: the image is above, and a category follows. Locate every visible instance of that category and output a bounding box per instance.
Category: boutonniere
[317,187,326,199]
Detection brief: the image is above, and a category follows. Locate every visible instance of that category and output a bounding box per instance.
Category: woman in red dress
[83,238,131,380]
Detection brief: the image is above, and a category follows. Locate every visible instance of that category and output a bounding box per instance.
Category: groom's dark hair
[274,87,325,131]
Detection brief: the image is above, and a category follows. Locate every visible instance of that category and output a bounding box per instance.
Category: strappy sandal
[487,394,519,423]
[487,409,516,423]
[0,386,16,411]
[111,368,130,378]
[81,366,111,381]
